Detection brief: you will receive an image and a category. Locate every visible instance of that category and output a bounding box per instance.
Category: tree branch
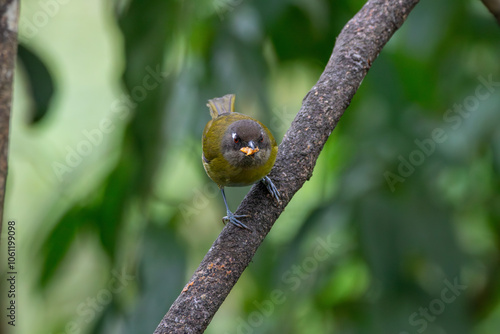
[0,0,19,235]
[481,0,500,25]
[154,0,419,332]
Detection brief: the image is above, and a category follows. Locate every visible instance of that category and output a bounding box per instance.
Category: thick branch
[481,0,500,25]
[0,0,19,235]
[154,0,419,333]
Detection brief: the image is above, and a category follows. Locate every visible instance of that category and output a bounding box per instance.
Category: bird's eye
[259,136,264,143]
[232,133,239,143]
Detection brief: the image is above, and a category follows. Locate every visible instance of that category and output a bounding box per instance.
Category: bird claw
[223,211,251,230]
[261,176,280,202]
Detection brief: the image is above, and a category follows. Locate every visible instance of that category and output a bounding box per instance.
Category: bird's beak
[240,141,259,156]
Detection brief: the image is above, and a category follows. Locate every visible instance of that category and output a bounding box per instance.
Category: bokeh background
[3,0,500,333]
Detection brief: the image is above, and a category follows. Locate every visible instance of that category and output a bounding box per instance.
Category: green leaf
[39,206,91,287]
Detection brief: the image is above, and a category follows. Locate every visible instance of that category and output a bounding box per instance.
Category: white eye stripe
[232,132,240,143]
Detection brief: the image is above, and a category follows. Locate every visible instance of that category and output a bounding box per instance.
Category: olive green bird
[202,94,280,229]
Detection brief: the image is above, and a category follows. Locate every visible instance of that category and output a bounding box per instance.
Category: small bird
[202,94,280,229]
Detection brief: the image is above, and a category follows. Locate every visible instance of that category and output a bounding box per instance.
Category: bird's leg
[261,176,280,202]
[220,188,251,230]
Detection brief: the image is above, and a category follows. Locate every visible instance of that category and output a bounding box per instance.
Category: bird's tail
[207,94,235,119]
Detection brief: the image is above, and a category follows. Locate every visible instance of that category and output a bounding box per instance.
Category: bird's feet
[223,210,251,230]
[261,176,280,202]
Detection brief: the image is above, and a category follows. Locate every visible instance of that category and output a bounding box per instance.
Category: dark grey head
[221,119,272,168]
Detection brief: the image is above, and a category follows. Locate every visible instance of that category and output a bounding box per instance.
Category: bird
[202,94,280,229]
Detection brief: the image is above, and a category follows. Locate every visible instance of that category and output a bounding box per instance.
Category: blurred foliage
[8,0,500,333]
[16,43,55,124]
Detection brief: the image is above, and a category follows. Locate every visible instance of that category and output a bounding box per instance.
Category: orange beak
[240,147,259,156]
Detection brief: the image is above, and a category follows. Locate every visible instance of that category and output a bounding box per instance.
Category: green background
[4,0,500,333]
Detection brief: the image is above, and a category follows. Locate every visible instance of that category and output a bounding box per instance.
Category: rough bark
[0,0,18,235]
[154,0,420,333]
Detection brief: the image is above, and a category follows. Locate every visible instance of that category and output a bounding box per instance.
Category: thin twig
[0,0,19,237]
